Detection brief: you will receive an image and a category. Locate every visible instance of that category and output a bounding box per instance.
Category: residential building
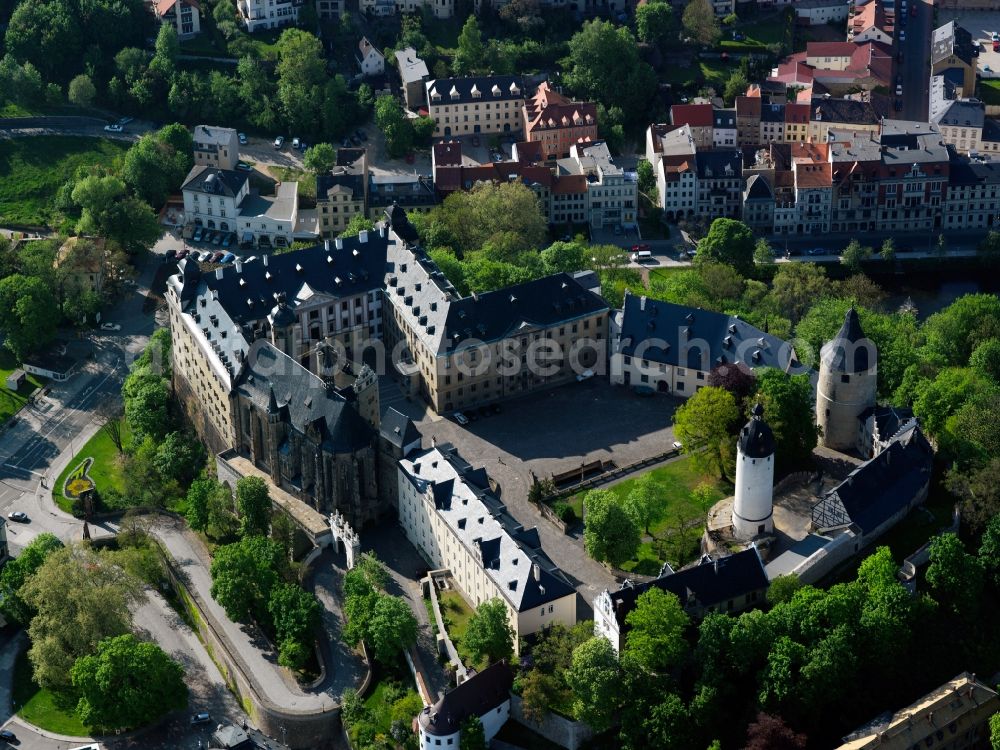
[54,237,106,298]
[237,0,301,32]
[809,96,886,142]
[876,123,950,233]
[695,150,743,219]
[426,76,524,138]
[736,95,763,146]
[152,0,201,37]
[549,173,589,226]
[670,103,714,149]
[658,158,698,222]
[193,125,239,171]
[556,142,638,230]
[849,0,892,44]
[743,174,775,230]
[930,74,985,153]
[610,292,806,395]
[316,165,367,239]
[594,548,770,653]
[792,142,833,234]
[806,41,857,70]
[418,662,514,750]
[709,0,735,15]
[837,673,1000,750]
[784,102,810,142]
[521,82,598,161]
[931,21,978,97]
[713,108,737,148]
[794,0,850,25]
[396,48,430,110]
[944,151,1000,231]
[366,174,437,220]
[316,0,343,20]
[360,0,452,17]
[828,130,882,234]
[399,445,576,643]
[645,122,697,171]
[760,102,786,144]
[182,167,249,239]
[356,37,385,78]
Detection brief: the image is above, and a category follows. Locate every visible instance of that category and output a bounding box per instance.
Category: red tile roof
[736,96,762,118]
[523,81,597,133]
[156,0,199,14]
[795,162,833,187]
[807,41,858,58]
[433,141,463,167]
[784,103,811,124]
[670,103,714,128]
[551,174,588,194]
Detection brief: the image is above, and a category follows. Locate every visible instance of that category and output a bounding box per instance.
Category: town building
[521,82,598,161]
[713,108,737,148]
[645,122,697,172]
[809,96,887,142]
[360,0,452,17]
[54,237,106,298]
[193,125,240,171]
[876,122,950,234]
[849,0,892,44]
[316,151,367,239]
[316,0,343,20]
[556,142,638,230]
[944,151,1000,231]
[929,74,986,153]
[366,173,437,220]
[237,0,300,32]
[418,662,514,750]
[396,48,430,110]
[610,292,806,396]
[931,21,978,97]
[695,149,743,219]
[593,548,770,653]
[426,76,524,139]
[858,405,913,458]
[152,0,201,38]
[356,37,385,78]
[399,445,576,641]
[794,0,850,26]
[670,103,714,150]
[837,673,1000,750]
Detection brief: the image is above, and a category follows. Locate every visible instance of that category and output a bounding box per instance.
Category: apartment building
[944,153,1000,231]
[792,142,833,234]
[736,96,763,146]
[395,48,430,109]
[556,142,638,230]
[522,82,598,161]
[931,21,978,97]
[193,125,239,171]
[876,124,950,233]
[849,0,892,44]
[426,76,524,138]
[713,109,737,148]
[153,0,201,38]
[828,131,881,234]
[809,96,886,142]
[930,75,986,154]
[238,0,301,32]
[794,0,850,25]
[398,444,576,645]
[695,150,743,220]
[360,0,453,17]
[670,103,714,149]
[645,122,698,172]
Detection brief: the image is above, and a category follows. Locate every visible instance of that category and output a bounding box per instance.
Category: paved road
[898,0,933,122]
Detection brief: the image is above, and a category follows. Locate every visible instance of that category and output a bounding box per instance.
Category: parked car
[299,141,309,151]
[672,441,683,451]
[176,249,189,260]
[192,227,204,242]
[190,712,211,726]
[202,231,214,244]
[220,252,236,263]
[292,137,301,149]
[237,162,253,172]
[807,247,827,256]
[7,511,28,523]
[900,29,906,41]
[631,243,651,253]
[896,84,903,95]
[100,322,122,331]
[895,98,903,111]
[222,234,233,248]
[453,411,470,426]
[211,251,225,262]
[103,123,123,133]
[238,132,247,144]
[0,728,16,741]
[274,135,285,149]
[244,255,258,263]
[212,233,224,246]
[577,369,595,382]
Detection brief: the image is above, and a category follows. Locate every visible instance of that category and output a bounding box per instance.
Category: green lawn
[720,15,790,51]
[979,79,1000,106]
[0,137,130,227]
[438,589,487,671]
[52,423,131,513]
[348,658,421,746]
[661,57,742,90]
[568,457,731,575]
[0,349,44,423]
[0,102,42,117]
[179,34,231,58]
[13,648,92,736]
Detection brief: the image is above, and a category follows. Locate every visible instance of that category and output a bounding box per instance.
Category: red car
[631,244,651,253]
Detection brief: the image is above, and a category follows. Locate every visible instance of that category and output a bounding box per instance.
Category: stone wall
[509,695,593,750]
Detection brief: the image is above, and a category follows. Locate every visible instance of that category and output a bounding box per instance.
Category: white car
[292,137,301,149]
[103,123,123,133]
[238,132,247,144]
[100,322,121,331]
[576,369,595,382]
[453,412,470,426]
[7,511,28,523]
[672,441,684,451]
[273,136,285,149]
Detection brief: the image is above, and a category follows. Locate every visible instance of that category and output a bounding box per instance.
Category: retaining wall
[509,695,593,750]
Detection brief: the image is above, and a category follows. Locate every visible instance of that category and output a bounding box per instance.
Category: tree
[375,95,413,158]
[623,473,667,535]
[464,598,515,665]
[696,218,755,275]
[0,533,63,625]
[303,143,337,174]
[724,69,749,104]
[435,181,547,256]
[454,15,486,74]
[926,532,985,616]
[624,588,689,672]
[209,536,286,623]
[68,74,96,107]
[71,634,186,730]
[991,712,1000,750]
[880,237,896,262]
[0,274,60,360]
[461,715,488,750]
[754,238,776,266]
[153,431,205,484]
[276,29,327,135]
[708,363,757,403]
[767,575,802,605]
[339,215,376,238]
[541,241,587,274]
[122,369,171,441]
[236,475,272,537]
[922,294,1000,367]
[23,545,144,693]
[947,457,1000,531]
[753,370,818,470]
[565,20,656,121]
[185,478,227,532]
[122,126,193,208]
[151,23,179,76]
[770,263,832,324]
[583,490,641,568]
[970,339,1000,382]
[683,0,721,47]
[268,583,321,669]
[744,712,807,750]
[566,637,621,732]
[840,239,871,273]
[5,0,83,82]
[72,174,161,253]
[366,593,418,663]
[673,387,740,479]
[636,0,676,47]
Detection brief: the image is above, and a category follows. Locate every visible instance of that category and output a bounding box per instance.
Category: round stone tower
[816,306,878,452]
[732,403,776,539]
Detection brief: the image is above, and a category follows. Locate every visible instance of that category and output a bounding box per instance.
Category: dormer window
[450,85,460,100]
[471,84,481,98]
[510,81,520,95]
[491,84,501,96]
[430,87,440,101]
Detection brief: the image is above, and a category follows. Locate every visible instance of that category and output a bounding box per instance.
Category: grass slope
[52,424,131,513]
[13,648,91,736]
[0,350,44,423]
[0,137,129,227]
[438,589,487,671]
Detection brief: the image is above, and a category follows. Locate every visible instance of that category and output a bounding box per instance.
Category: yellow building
[426,76,524,139]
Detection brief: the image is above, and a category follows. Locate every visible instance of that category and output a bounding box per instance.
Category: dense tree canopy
[0,274,60,360]
[624,588,689,672]
[236,475,272,538]
[583,489,641,568]
[464,598,515,665]
[0,533,63,625]
[210,536,287,624]
[673,386,740,479]
[752,370,818,470]
[566,636,621,731]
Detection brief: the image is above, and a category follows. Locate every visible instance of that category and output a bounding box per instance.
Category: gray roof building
[395,47,429,84]
[426,75,524,106]
[181,165,248,198]
[931,21,976,67]
[929,75,985,130]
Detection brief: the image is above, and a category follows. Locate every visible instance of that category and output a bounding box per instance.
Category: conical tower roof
[822,306,874,373]
[738,403,775,459]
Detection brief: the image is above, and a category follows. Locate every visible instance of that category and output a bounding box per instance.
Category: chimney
[431,435,437,447]
[532,563,540,581]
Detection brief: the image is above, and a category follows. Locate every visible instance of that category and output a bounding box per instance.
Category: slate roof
[427,75,524,106]
[317,170,365,199]
[396,48,429,84]
[761,103,785,123]
[419,661,513,737]
[931,21,975,67]
[606,548,769,627]
[745,174,774,201]
[814,422,933,535]
[739,404,776,458]
[380,407,420,451]
[821,307,874,373]
[211,724,252,749]
[695,150,742,180]
[714,109,737,129]
[235,342,374,453]
[858,404,913,440]
[984,118,1000,143]
[181,165,247,197]
[400,445,575,613]
[947,151,1000,185]
[617,292,804,374]
[811,97,888,126]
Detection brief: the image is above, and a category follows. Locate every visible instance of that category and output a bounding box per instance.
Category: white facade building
[732,404,776,539]
[418,661,513,749]
[356,37,385,77]
[238,0,299,32]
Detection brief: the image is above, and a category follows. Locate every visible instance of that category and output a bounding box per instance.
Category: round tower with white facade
[816,306,878,452]
[732,403,776,539]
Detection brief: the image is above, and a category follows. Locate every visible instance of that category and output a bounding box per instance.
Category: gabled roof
[807,41,858,58]
[931,21,975,67]
[419,661,514,737]
[745,173,774,201]
[427,75,524,106]
[523,81,596,132]
[155,0,199,15]
[736,96,762,118]
[670,103,714,128]
[182,165,248,198]
[433,141,464,167]
[357,36,383,60]
[380,407,420,452]
[605,548,769,627]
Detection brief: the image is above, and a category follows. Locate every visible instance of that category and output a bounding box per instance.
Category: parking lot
[939,10,999,78]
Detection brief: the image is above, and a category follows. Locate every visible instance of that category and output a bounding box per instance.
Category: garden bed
[438,588,487,671]
[52,424,130,513]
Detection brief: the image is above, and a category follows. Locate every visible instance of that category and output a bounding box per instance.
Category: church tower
[732,403,776,539]
[268,292,297,356]
[816,307,877,452]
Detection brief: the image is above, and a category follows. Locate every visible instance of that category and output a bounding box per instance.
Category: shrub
[554,502,576,524]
